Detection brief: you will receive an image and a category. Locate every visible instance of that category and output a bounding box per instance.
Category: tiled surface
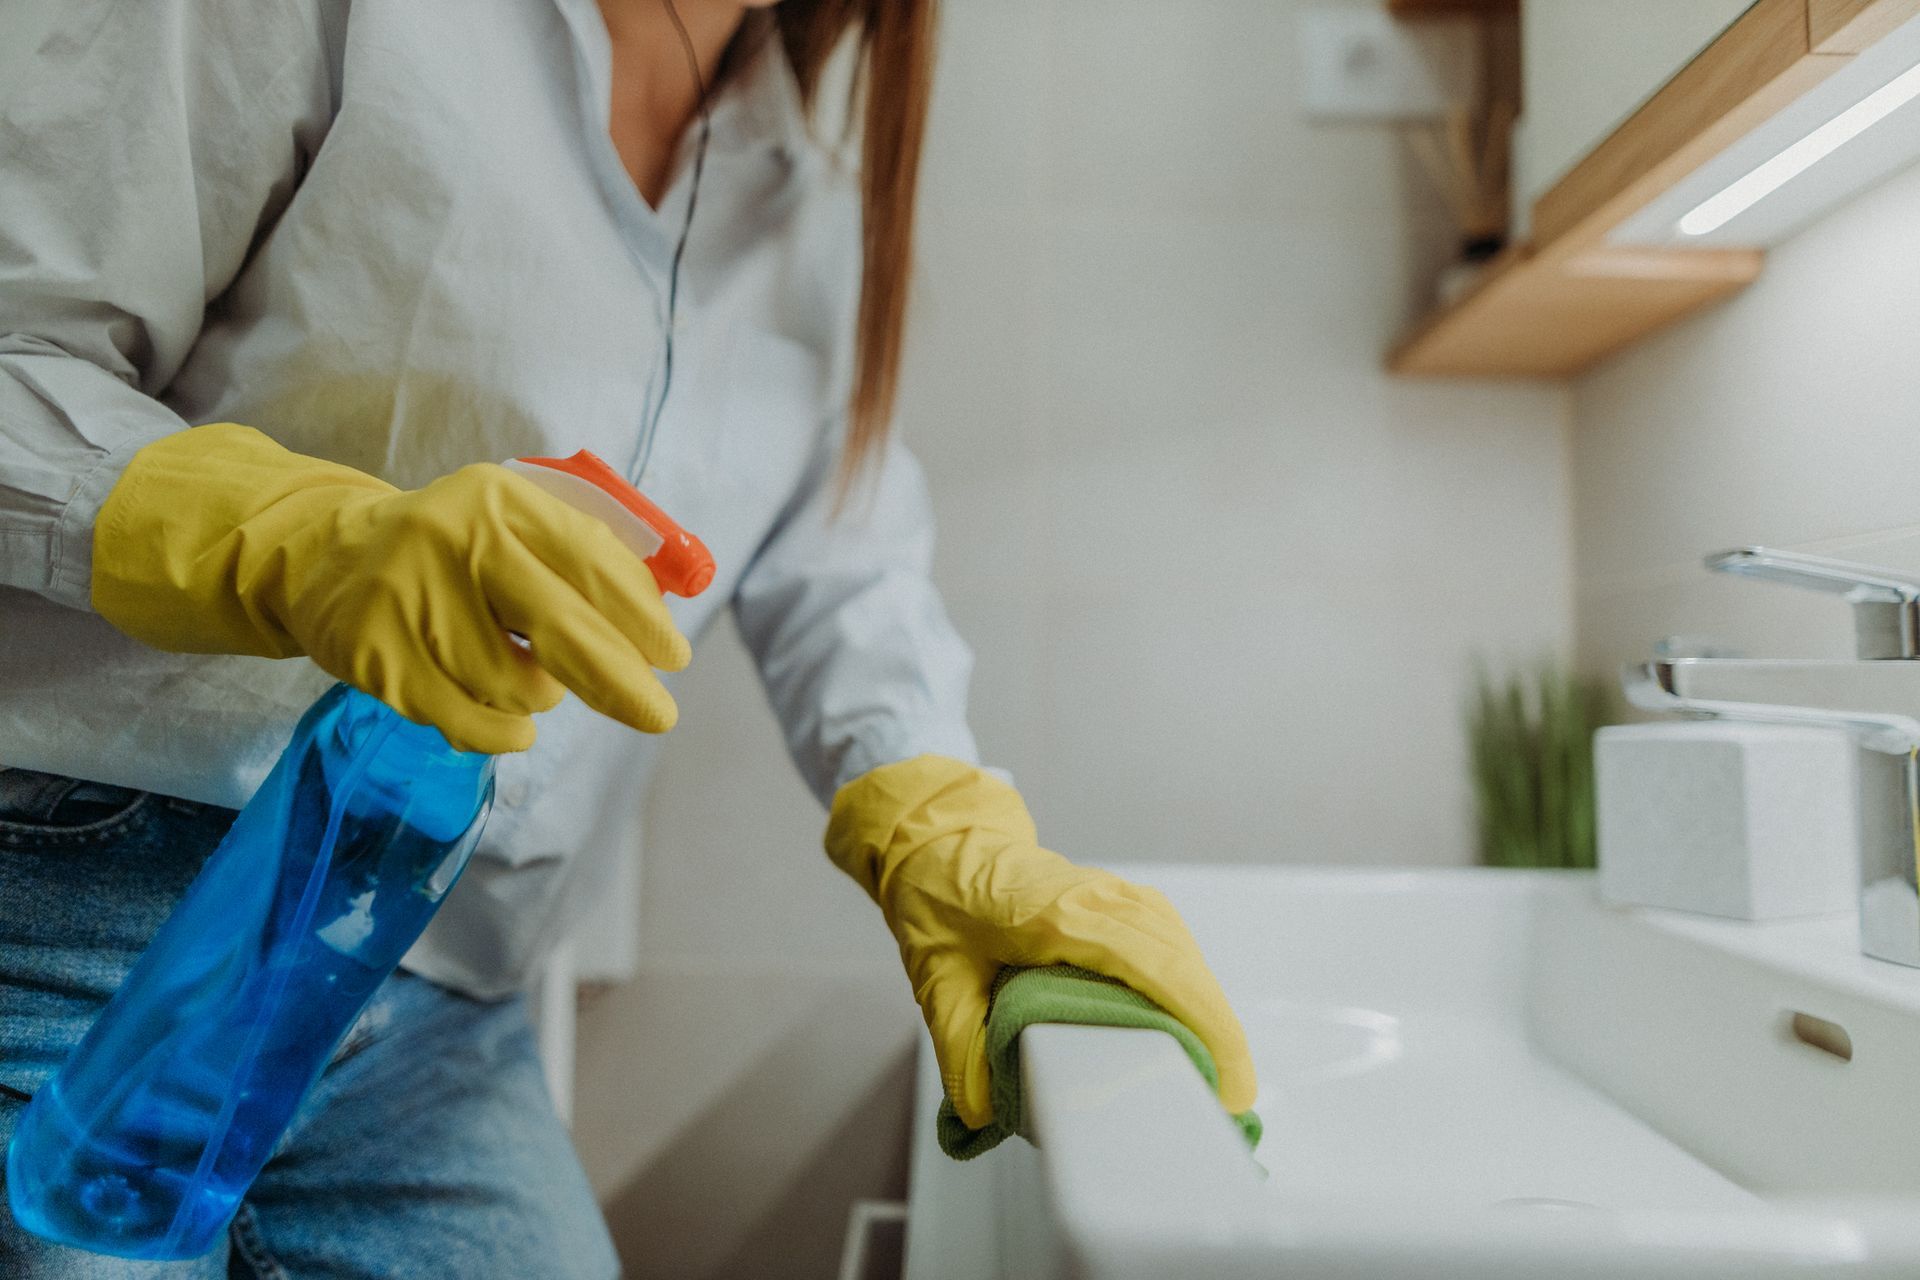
[1571,160,1920,691]
[911,0,1571,876]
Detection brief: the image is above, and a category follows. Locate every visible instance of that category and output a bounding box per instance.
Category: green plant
[1468,662,1604,869]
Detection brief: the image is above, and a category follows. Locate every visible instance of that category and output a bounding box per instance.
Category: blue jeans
[0,770,618,1279]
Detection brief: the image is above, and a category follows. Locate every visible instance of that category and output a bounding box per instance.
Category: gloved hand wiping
[824,754,1258,1134]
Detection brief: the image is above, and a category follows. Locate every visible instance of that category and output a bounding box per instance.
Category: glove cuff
[92,423,394,656]
[823,754,1037,901]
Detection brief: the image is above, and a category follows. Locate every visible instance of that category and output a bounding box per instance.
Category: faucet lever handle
[1708,547,1920,659]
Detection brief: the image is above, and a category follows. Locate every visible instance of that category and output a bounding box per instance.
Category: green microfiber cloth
[935,964,1264,1161]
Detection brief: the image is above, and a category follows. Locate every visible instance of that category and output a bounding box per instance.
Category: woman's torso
[0,0,861,991]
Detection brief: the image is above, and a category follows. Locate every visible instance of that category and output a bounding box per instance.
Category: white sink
[902,868,1920,1279]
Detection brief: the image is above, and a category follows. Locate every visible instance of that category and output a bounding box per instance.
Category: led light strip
[1679,58,1920,237]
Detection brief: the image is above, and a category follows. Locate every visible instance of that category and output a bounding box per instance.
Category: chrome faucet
[1624,547,1920,967]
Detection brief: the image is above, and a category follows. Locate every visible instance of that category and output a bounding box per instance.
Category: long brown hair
[775,0,938,487]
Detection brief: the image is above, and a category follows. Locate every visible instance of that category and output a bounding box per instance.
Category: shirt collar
[549,2,813,164]
[703,17,814,163]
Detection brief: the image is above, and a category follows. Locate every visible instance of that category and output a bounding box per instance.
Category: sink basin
[901,868,1920,1279]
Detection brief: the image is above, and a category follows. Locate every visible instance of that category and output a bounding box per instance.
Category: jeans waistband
[0,767,149,825]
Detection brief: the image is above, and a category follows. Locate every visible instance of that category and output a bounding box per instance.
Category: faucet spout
[1624,658,1920,754]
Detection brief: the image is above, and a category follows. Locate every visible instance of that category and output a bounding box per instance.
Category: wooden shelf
[1389,0,1920,377]
[1388,243,1761,378]
[1811,0,1920,53]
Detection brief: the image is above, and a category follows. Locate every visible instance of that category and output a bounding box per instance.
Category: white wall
[576,2,1573,1276]
[906,0,1573,872]
[1571,159,1920,693]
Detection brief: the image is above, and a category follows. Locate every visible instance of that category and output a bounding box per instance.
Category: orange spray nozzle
[504,450,715,598]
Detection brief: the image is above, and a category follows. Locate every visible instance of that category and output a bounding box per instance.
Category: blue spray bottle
[5,451,712,1260]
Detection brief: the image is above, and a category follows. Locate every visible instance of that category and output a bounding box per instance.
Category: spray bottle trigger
[503,451,715,598]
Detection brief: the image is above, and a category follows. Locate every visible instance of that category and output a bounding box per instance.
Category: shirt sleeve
[0,0,335,609]
[732,425,980,806]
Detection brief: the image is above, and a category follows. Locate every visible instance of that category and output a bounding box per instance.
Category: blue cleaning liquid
[5,683,493,1260]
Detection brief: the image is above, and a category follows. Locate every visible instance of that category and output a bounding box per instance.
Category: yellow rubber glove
[92,423,690,753]
[826,754,1257,1129]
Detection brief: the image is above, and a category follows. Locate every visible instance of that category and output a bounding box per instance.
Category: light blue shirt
[0,0,977,996]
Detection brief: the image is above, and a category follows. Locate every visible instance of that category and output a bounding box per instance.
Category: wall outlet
[1299,6,1479,122]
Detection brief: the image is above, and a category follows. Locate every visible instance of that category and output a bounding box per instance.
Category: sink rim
[1019,866,1920,1276]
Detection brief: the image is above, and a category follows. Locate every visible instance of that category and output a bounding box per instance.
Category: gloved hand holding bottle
[89,422,692,753]
[8,430,711,1260]
[825,755,1258,1130]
